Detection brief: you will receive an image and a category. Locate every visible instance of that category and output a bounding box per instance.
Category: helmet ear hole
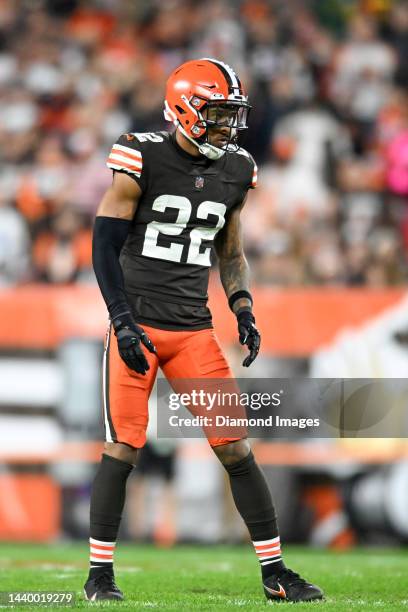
[186,120,189,124]
[175,105,186,115]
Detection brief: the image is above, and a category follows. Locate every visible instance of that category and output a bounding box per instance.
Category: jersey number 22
[142,195,226,267]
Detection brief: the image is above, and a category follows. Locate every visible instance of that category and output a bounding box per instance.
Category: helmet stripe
[201,57,241,92]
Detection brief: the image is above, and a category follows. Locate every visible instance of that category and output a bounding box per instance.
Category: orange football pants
[102,324,243,449]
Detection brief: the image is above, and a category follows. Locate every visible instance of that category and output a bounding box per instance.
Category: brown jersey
[106,131,257,330]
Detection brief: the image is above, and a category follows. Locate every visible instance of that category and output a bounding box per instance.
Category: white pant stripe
[102,324,114,443]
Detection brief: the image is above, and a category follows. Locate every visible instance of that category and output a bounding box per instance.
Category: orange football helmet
[164,58,250,159]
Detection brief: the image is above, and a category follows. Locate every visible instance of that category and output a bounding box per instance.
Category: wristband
[228,290,253,312]
[236,307,255,320]
[111,310,135,333]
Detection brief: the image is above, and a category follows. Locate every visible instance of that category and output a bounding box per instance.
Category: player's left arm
[214,195,261,367]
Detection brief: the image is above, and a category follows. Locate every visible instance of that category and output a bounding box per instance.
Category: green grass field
[0,543,407,611]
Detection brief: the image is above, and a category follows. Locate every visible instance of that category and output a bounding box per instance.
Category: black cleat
[83,570,124,601]
[263,567,324,603]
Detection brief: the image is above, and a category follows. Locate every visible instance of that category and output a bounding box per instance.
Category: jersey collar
[169,132,209,164]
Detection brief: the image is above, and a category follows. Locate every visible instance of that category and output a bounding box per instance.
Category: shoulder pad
[125,131,167,143]
[235,147,258,189]
[106,133,143,178]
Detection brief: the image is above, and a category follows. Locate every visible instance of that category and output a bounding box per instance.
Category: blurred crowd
[0,0,407,287]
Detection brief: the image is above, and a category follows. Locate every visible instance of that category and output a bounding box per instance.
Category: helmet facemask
[194,100,251,153]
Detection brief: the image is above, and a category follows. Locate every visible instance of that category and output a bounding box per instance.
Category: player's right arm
[96,170,141,219]
[92,172,156,375]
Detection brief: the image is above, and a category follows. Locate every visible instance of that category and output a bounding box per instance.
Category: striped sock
[253,536,285,577]
[89,537,116,570]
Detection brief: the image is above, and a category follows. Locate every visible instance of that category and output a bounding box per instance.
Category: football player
[84,58,323,603]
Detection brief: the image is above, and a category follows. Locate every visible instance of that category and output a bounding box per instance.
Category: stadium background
[0,0,408,559]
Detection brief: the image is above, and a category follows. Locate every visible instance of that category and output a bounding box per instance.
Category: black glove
[237,310,261,367]
[112,312,156,375]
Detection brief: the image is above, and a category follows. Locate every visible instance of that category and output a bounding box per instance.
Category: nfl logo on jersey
[195,176,204,189]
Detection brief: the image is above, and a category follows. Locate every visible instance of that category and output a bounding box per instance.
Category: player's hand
[112,313,156,375]
[237,310,261,367]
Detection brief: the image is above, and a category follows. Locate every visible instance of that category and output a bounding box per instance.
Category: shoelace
[94,572,120,592]
[278,569,308,587]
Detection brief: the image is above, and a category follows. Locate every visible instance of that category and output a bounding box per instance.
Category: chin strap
[178,125,226,160]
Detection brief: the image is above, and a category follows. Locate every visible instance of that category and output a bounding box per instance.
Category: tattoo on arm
[214,204,252,313]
